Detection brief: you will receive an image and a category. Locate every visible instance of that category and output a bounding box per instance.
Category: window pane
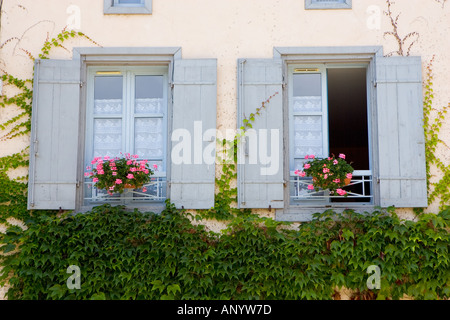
[135,75,164,114]
[134,118,164,159]
[94,76,123,115]
[293,115,323,159]
[93,119,122,158]
[293,73,322,112]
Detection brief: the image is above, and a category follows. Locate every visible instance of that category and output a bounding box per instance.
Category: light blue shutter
[171,59,217,209]
[28,59,81,210]
[237,59,284,209]
[375,56,427,207]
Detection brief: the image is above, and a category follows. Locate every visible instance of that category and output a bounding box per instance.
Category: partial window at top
[305,0,352,10]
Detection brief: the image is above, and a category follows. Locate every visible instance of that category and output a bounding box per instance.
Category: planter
[312,177,351,190]
[124,184,143,189]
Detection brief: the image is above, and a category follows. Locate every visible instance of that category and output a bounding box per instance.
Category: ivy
[1,204,448,300]
[1,21,449,301]
[420,56,450,212]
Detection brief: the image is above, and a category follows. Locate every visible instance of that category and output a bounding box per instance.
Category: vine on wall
[1,1,450,300]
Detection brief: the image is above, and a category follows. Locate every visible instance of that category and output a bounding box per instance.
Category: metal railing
[290,170,373,202]
[84,175,166,204]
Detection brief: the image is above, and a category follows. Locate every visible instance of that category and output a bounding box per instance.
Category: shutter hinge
[76,180,80,188]
[170,82,174,89]
[80,81,85,88]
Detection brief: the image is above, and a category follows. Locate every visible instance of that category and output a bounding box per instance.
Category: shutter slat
[28,59,81,210]
[375,56,427,207]
[171,59,217,209]
[237,59,284,209]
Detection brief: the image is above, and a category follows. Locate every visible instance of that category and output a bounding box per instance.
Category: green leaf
[90,292,106,300]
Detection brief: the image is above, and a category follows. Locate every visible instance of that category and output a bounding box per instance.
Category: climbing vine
[421,56,450,212]
[383,0,419,57]
[1,5,450,300]
[197,92,279,221]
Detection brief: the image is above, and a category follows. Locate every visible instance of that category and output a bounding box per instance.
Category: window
[305,0,352,10]
[237,47,427,221]
[84,66,168,206]
[288,64,373,206]
[104,0,152,14]
[27,47,218,212]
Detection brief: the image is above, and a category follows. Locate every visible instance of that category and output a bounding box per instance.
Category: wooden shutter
[171,59,217,209]
[28,59,81,210]
[375,56,427,207]
[237,59,284,209]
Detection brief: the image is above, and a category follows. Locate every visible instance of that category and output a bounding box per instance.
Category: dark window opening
[327,67,370,203]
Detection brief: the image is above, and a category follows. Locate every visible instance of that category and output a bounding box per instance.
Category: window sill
[305,0,352,10]
[104,0,152,15]
[79,203,166,214]
[276,204,376,222]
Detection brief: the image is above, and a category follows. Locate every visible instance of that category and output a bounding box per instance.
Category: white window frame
[288,63,374,207]
[104,0,152,14]
[305,0,352,10]
[73,47,181,213]
[275,46,380,221]
[84,65,169,207]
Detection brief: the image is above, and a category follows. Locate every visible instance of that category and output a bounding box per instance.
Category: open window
[288,64,373,205]
[237,46,427,221]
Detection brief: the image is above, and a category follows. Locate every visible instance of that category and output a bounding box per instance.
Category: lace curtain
[92,98,164,159]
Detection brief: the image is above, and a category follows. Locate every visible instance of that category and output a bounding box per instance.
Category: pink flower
[307,184,314,190]
[112,172,117,176]
[339,153,346,159]
[111,167,117,171]
[323,168,330,173]
[144,169,149,174]
[98,170,104,175]
[126,160,132,165]
[130,167,136,172]
[333,179,341,183]
[324,174,328,179]
[109,186,115,191]
[142,187,147,192]
[304,163,311,169]
[299,171,306,177]
[333,159,338,165]
[93,177,99,183]
[309,155,315,159]
[86,166,91,170]
[132,154,139,159]
[104,156,110,160]
[153,164,158,170]
[115,179,122,184]
[336,189,347,196]
[127,174,134,179]
[346,173,353,179]
[305,155,309,159]
[84,172,90,177]
[294,169,300,175]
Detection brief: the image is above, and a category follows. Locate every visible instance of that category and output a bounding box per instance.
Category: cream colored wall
[0,0,449,299]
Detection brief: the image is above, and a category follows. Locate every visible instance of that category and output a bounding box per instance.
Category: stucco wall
[0,0,449,299]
